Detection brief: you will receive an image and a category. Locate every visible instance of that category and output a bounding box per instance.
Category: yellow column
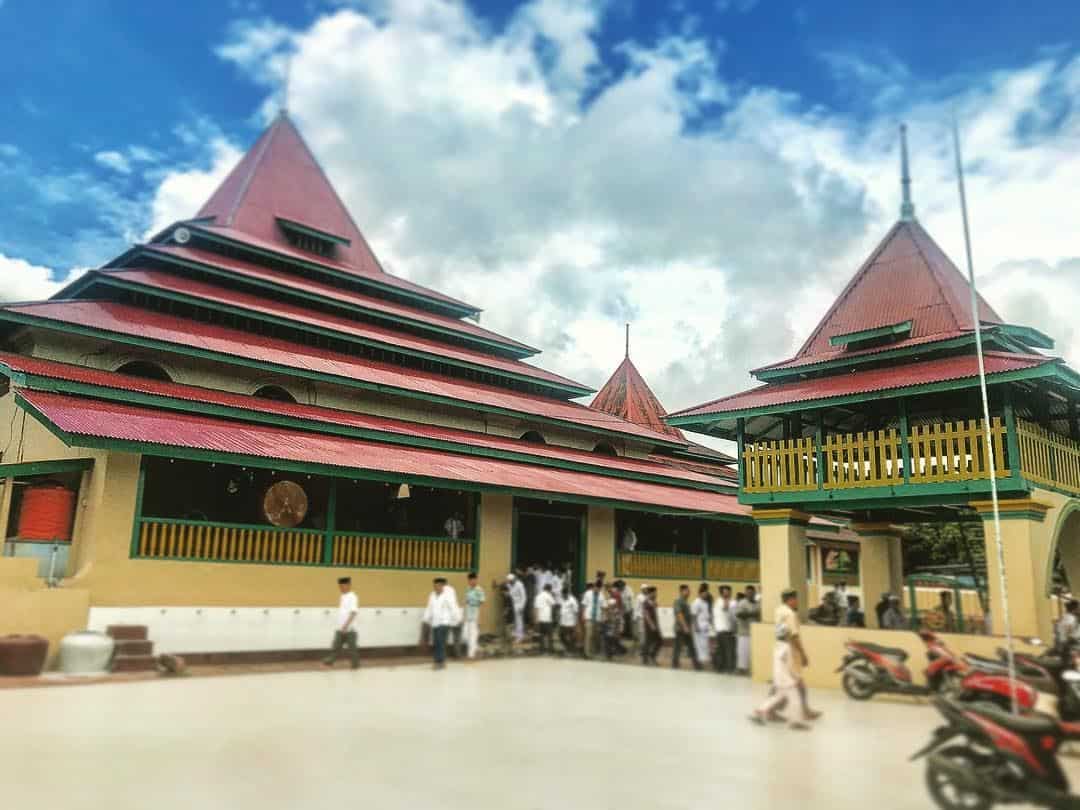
[477,493,513,634]
[753,508,809,619]
[852,523,903,629]
[971,498,1053,640]
[586,506,615,583]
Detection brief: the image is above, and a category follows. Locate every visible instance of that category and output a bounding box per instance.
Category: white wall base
[87,606,425,654]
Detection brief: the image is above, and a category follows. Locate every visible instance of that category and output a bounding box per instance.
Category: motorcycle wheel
[925,746,992,810]
[841,668,876,701]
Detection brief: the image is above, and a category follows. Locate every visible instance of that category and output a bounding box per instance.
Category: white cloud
[205,3,1080,415]
[0,254,85,303]
[0,143,18,158]
[93,150,132,174]
[145,138,244,237]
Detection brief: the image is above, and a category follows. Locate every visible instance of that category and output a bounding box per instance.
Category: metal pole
[952,116,1017,713]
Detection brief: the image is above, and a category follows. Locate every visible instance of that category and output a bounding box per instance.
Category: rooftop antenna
[625,323,630,359]
[952,114,1016,712]
[899,123,916,221]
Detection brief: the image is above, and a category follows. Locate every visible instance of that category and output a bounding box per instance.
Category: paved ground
[3,658,1077,809]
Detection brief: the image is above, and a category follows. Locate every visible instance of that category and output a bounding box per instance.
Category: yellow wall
[755,511,809,618]
[750,622,1047,690]
[475,493,513,633]
[0,585,91,668]
[586,505,615,582]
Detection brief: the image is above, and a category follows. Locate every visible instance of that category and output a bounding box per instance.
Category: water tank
[16,484,76,542]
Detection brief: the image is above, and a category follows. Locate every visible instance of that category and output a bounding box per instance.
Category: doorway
[512,498,587,594]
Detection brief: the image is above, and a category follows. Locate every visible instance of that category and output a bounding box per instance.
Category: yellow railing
[617,552,759,582]
[137,520,323,564]
[1017,419,1080,496]
[331,533,473,571]
[742,417,1010,494]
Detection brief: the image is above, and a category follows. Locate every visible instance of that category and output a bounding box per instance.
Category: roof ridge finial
[625,323,630,359]
[900,122,916,222]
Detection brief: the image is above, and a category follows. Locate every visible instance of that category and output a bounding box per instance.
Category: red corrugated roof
[141,244,534,354]
[759,221,1002,372]
[591,357,685,440]
[2,301,682,446]
[671,352,1053,418]
[18,390,747,516]
[190,112,478,313]
[0,352,715,488]
[101,269,586,392]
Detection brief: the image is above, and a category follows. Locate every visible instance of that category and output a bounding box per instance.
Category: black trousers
[559,625,577,654]
[642,627,662,662]
[672,631,700,669]
[713,631,736,672]
[324,630,359,668]
[537,622,555,653]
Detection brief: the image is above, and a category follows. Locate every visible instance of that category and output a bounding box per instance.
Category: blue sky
[1,0,1078,405]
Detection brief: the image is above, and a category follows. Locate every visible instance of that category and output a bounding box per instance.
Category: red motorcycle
[965,645,1080,719]
[839,631,967,700]
[912,693,1080,809]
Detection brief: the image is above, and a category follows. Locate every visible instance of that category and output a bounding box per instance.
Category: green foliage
[903,521,985,573]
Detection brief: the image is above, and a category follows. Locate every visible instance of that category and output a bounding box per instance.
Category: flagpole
[951,116,1018,713]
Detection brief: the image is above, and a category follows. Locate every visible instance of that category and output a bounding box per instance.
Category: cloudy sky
[1,0,1078,413]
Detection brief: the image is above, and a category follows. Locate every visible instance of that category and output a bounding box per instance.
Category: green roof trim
[13,393,747,522]
[666,360,1064,434]
[2,367,723,494]
[0,458,94,479]
[829,320,912,348]
[992,323,1055,351]
[275,217,351,247]
[0,310,684,450]
[75,272,592,399]
[738,477,1032,511]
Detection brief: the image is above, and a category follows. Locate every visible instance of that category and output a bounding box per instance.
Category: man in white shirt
[691,584,713,665]
[534,584,557,654]
[580,581,603,659]
[423,577,462,670]
[508,573,527,642]
[634,584,649,647]
[713,585,737,673]
[323,576,360,669]
[559,589,580,655]
[463,572,485,660]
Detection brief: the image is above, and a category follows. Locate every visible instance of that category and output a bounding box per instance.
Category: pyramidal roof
[760,218,1003,373]
[195,111,384,276]
[592,355,685,440]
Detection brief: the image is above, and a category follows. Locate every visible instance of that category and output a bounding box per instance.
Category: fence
[134,518,474,571]
[617,550,759,582]
[1017,418,1080,497]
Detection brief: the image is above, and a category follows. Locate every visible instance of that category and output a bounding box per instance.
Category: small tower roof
[592,333,686,441]
[195,112,384,276]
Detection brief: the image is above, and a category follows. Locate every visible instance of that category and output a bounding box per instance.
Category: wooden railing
[617,551,759,582]
[332,532,473,571]
[1017,419,1080,496]
[743,417,1010,494]
[134,518,475,570]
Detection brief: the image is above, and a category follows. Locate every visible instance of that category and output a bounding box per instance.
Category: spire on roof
[592,352,685,441]
[625,323,630,359]
[900,123,916,222]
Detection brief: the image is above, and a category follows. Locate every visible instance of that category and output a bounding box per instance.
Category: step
[111,654,157,673]
[114,639,153,656]
[106,625,148,641]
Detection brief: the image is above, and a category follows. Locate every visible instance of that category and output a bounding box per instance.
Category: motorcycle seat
[965,653,1007,670]
[852,642,908,660]
[970,703,1058,735]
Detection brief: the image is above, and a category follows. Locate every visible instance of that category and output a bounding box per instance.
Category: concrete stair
[106,625,157,673]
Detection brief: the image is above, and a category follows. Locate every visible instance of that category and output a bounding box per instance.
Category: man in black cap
[323,576,360,669]
[422,576,462,669]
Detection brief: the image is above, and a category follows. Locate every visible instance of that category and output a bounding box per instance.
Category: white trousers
[757,684,806,723]
[693,629,710,663]
[464,619,480,658]
[736,635,751,671]
[513,608,525,641]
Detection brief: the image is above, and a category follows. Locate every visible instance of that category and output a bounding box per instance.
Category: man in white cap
[508,573,527,642]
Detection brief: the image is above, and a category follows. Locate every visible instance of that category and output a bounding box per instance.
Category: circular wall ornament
[262,480,309,528]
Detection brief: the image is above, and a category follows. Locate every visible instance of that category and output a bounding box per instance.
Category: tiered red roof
[591,356,685,440]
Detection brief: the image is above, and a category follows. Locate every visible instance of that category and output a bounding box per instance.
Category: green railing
[617,550,759,582]
[133,517,475,571]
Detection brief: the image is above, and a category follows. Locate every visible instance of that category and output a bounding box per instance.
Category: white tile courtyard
[3,659,1076,809]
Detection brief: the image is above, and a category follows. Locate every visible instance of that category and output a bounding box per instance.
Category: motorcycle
[912,692,1080,809]
[965,645,1080,720]
[839,631,967,700]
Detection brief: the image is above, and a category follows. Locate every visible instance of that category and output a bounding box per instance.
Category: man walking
[634,584,649,649]
[751,589,813,730]
[463,572,485,660]
[691,584,712,666]
[641,586,661,665]
[508,573,527,642]
[713,585,737,673]
[734,585,760,675]
[672,584,701,670]
[323,576,360,669]
[559,587,579,655]
[581,581,604,659]
[534,583,556,654]
[423,577,462,669]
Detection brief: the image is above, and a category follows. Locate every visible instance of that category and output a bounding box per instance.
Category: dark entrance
[512,498,586,593]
